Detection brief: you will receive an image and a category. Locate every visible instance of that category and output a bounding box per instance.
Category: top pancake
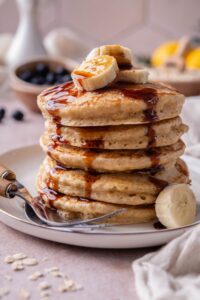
[38,81,185,126]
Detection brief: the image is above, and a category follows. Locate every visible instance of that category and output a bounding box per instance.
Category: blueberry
[45,72,56,85]
[61,74,72,83]
[19,70,32,82]
[12,110,24,121]
[30,76,45,85]
[54,75,63,84]
[0,108,5,122]
[55,74,71,84]
[35,63,49,76]
[55,66,69,76]
[36,76,45,85]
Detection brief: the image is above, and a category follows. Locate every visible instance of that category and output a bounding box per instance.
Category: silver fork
[0,165,125,228]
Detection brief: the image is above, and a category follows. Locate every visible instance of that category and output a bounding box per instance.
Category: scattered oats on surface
[58,279,82,293]
[49,270,63,278]
[41,297,50,300]
[0,287,9,297]
[42,257,48,262]
[13,253,27,260]
[28,271,44,281]
[23,258,38,266]
[40,290,50,298]
[58,279,74,292]
[45,267,59,274]
[4,256,14,264]
[40,290,50,297]
[12,261,24,271]
[18,288,30,300]
[4,274,12,281]
[38,281,51,291]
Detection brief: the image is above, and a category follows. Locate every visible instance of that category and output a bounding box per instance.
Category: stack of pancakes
[37,80,189,224]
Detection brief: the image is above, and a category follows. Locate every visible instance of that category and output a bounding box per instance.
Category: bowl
[10,57,78,113]
[148,68,200,97]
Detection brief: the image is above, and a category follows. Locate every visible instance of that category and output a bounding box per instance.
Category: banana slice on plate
[86,44,134,68]
[72,55,119,92]
[155,184,196,229]
[117,68,149,84]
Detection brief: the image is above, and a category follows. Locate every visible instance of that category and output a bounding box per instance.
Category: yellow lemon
[185,48,200,69]
[151,41,178,67]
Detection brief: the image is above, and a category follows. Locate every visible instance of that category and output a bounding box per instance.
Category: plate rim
[0,144,199,236]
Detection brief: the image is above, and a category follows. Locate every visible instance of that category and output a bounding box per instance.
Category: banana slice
[72,55,119,92]
[155,184,196,229]
[117,68,149,84]
[86,45,134,68]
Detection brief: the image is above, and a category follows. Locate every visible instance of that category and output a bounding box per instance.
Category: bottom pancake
[36,182,156,225]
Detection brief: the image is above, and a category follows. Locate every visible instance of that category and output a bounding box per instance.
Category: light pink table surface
[0,92,160,300]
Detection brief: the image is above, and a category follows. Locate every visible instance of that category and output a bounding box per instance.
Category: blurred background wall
[0,0,199,55]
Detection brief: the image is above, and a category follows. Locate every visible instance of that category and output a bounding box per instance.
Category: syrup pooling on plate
[153,221,166,230]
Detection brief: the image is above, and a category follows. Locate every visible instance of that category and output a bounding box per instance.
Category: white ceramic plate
[0,145,199,249]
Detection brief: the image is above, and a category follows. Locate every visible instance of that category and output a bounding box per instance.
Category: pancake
[45,116,188,150]
[38,156,189,206]
[36,176,156,225]
[40,134,185,172]
[37,81,185,126]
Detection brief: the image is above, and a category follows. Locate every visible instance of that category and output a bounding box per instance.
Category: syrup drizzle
[82,139,104,148]
[118,86,160,167]
[46,168,59,192]
[119,87,159,123]
[44,81,84,119]
[176,160,189,177]
[118,63,132,70]
[46,158,100,200]
[51,121,70,146]
[84,171,100,199]
[33,195,58,219]
[39,187,63,209]
[83,148,101,171]
[117,86,169,190]
[149,176,168,191]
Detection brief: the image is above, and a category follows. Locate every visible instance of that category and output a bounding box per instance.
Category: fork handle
[0,165,16,180]
[0,178,17,198]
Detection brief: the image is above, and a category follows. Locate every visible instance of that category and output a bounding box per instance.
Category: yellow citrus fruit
[185,48,200,69]
[151,41,178,67]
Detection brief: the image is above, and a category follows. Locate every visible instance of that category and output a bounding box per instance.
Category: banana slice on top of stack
[72,44,149,91]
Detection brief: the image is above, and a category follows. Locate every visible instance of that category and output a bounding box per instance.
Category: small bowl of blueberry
[10,57,75,113]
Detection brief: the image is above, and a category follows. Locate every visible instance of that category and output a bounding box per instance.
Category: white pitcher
[6,0,46,67]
